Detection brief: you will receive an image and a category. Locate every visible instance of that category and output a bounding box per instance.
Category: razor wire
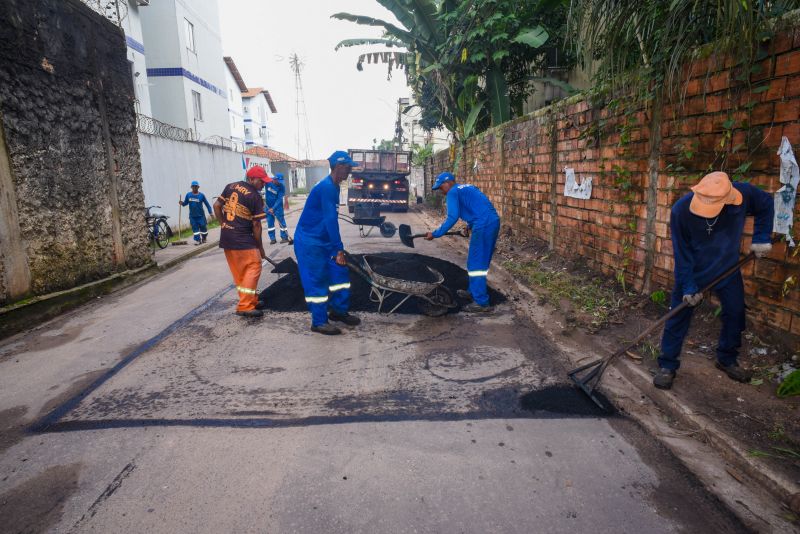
[136,114,197,142]
[77,0,128,26]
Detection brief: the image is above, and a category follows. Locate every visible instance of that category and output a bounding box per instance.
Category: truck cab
[347,149,411,213]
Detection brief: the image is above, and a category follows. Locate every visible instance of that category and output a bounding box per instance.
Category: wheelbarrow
[344,253,456,317]
[339,203,396,238]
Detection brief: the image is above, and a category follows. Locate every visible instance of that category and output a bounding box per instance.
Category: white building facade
[223,57,247,147]
[139,0,230,141]
[119,0,152,116]
[242,88,276,147]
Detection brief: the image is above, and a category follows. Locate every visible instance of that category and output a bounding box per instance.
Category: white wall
[225,67,245,143]
[243,93,270,147]
[139,133,270,229]
[121,0,151,116]
[140,0,230,140]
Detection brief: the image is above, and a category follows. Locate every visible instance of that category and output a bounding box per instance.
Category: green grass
[169,219,220,243]
[290,188,308,196]
[503,259,623,329]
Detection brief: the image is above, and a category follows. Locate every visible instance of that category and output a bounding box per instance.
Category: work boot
[280,237,290,244]
[456,289,473,301]
[715,362,753,383]
[270,239,277,245]
[462,302,492,313]
[202,237,207,243]
[329,310,361,326]
[311,323,341,335]
[236,309,264,318]
[653,368,676,390]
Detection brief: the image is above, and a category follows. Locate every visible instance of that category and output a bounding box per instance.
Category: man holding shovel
[294,150,360,335]
[213,166,271,318]
[654,171,774,390]
[179,180,213,245]
[425,172,500,312]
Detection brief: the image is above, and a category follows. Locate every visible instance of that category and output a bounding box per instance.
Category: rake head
[567,358,610,411]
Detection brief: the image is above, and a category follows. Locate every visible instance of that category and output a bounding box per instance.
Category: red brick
[751,58,774,81]
[770,31,795,55]
[774,99,800,123]
[765,77,788,101]
[750,102,775,125]
[775,50,800,77]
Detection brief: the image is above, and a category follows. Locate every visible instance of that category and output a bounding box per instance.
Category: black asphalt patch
[259,252,506,314]
[520,385,614,416]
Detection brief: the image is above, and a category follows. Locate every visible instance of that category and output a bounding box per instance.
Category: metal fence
[136,114,197,142]
[77,0,128,26]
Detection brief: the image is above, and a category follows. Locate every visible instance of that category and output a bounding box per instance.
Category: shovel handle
[410,230,466,239]
[607,253,756,362]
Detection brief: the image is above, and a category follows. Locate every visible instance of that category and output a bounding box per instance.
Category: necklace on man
[705,216,719,235]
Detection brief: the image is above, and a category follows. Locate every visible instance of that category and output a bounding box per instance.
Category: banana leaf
[486,68,510,126]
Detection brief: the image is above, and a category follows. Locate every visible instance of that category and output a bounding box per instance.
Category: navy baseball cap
[328,150,359,168]
[432,172,455,190]
[190,180,200,187]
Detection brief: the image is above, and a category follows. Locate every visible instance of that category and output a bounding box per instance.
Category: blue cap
[275,173,284,181]
[432,172,455,191]
[328,150,359,168]
[190,180,200,187]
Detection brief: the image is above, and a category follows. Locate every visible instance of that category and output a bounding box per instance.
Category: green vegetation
[777,369,800,398]
[503,258,623,330]
[170,219,220,243]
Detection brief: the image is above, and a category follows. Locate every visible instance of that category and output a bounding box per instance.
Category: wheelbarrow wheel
[379,221,397,238]
[418,286,454,317]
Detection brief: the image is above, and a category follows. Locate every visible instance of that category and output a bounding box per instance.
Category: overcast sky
[218,0,413,159]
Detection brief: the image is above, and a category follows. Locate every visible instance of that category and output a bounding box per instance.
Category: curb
[413,208,799,531]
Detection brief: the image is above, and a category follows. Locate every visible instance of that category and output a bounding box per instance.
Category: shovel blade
[398,224,415,248]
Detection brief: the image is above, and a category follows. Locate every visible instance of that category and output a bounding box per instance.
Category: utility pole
[394,97,409,151]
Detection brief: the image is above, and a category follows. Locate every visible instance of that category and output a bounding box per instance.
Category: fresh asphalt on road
[0,204,746,533]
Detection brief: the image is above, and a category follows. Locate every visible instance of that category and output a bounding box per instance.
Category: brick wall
[425,28,800,339]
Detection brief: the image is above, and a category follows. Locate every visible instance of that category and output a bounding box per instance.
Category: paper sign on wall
[775,136,799,247]
[564,167,592,199]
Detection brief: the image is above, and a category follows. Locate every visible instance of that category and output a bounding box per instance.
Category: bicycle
[145,205,171,249]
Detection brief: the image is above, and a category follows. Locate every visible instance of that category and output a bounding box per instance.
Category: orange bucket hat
[689,171,742,218]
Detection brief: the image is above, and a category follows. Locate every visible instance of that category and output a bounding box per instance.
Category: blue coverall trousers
[467,218,500,307]
[266,207,289,241]
[658,271,745,371]
[294,238,350,326]
[189,215,208,243]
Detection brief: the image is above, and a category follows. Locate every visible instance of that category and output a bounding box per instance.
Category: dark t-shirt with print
[218,181,265,250]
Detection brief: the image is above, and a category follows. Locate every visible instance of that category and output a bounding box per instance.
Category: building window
[229,88,233,102]
[184,19,196,53]
[192,90,203,121]
[245,127,250,134]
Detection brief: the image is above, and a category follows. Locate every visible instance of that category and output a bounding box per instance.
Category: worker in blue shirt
[179,180,213,245]
[654,171,774,390]
[294,150,361,335]
[265,173,292,244]
[425,172,501,312]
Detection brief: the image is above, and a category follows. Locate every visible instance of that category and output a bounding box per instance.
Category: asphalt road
[0,204,746,533]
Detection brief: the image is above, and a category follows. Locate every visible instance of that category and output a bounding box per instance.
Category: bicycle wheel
[155,220,170,249]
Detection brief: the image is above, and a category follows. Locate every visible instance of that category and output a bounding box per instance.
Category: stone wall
[0,0,151,305]
[425,28,800,339]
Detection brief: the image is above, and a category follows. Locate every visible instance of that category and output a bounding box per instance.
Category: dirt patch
[259,252,506,314]
[0,463,82,534]
[0,406,28,454]
[0,323,86,362]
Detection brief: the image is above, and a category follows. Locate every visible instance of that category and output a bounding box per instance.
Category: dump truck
[346,149,411,213]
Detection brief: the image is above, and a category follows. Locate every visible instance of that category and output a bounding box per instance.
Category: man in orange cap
[213,166,271,317]
[654,171,773,389]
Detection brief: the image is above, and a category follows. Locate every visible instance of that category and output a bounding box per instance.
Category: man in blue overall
[294,150,360,335]
[265,173,292,245]
[179,180,213,245]
[425,172,501,312]
[654,171,773,390]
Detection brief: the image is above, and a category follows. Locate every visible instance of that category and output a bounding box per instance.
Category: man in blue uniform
[265,173,292,244]
[654,171,774,390]
[179,180,213,245]
[425,172,501,312]
[294,150,361,335]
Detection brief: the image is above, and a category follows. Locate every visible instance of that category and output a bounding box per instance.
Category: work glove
[682,292,703,307]
[750,242,772,258]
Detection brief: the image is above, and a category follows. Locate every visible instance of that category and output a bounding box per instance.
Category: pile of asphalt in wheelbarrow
[258,252,505,314]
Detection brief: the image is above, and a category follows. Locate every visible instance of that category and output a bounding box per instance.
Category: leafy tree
[372,138,396,150]
[411,142,435,166]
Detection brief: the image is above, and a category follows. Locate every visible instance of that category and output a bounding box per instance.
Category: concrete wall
[426,29,800,339]
[0,0,151,305]
[270,162,308,193]
[139,134,270,227]
[305,165,329,190]
[140,0,230,141]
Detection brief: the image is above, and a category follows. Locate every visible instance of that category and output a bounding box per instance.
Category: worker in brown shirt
[214,166,271,317]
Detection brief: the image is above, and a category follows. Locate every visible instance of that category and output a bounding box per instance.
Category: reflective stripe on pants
[224,248,262,311]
